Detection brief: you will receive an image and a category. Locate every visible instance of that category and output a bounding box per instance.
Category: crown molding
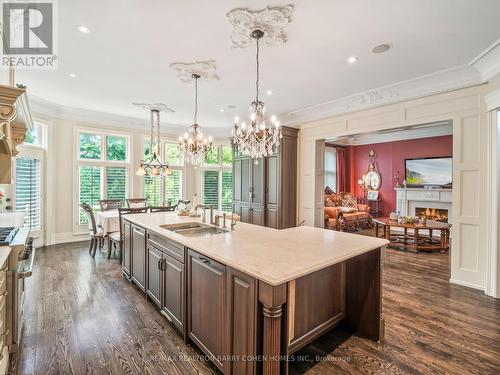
[28,95,232,138]
[470,38,500,82]
[280,64,484,127]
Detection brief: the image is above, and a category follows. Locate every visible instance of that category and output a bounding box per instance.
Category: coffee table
[372,217,451,253]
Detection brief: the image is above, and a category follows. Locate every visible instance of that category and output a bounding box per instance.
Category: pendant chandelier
[178,73,213,166]
[135,106,172,176]
[233,29,281,164]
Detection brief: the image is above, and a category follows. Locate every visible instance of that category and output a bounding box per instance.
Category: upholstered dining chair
[107,207,149,260]
[149,205,177,213]
[99,199,122,211]
[80,203,104,259]
[126,198,147,208]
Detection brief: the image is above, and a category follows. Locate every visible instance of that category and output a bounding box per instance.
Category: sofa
[324,192,372,231]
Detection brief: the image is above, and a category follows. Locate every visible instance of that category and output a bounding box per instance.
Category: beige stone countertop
[125,212,389,286]
[0,246,11,267]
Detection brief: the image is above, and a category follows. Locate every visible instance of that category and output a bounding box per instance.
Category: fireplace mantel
[395,187,452,219]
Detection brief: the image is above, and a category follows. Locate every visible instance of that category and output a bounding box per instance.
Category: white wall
[35,114,229,244]
[296,81,500,296]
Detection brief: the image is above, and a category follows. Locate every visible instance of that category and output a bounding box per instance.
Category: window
[15,157,42,230]
[325,147,337,192]
[201,145,233,212]
[142,140,184,206]
[76,130,130,227]
[24,122,46,148]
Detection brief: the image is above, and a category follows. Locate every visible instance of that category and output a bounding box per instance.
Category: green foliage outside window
[25,127,39,145]
[165,143,181,165]
[80,133,101,159]
[106,136,127,161]
[202,170,219,207]
[222,146,233,165]
[204,146,219,165]
[79,166,101,224]
[222,171,232,212]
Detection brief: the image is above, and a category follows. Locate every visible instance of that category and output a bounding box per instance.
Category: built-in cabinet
[232,126,299,229]
[131,225,146,291]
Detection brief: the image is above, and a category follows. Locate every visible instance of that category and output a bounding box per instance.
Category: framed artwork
[367,190,379,200]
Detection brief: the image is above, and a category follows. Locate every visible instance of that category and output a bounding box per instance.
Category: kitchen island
[122,212,388,375]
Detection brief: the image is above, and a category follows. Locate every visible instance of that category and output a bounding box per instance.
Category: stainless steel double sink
[160,222,229,237]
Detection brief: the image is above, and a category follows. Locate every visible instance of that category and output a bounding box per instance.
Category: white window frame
[73,128,132,234]
[141,136,186,205]
[200,144,232,212]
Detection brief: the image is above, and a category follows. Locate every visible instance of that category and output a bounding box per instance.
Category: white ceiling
[18,0,500,135]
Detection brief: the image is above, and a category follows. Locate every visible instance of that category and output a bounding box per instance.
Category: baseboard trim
[449,278,485,292]
[54,232,89,245]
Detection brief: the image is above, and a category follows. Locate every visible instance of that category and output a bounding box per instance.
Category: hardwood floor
[15,239,500,375]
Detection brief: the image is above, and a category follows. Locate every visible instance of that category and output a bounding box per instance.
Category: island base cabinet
[188,250,227,372]
[146,245,162,308]
[162,254,184,334]
[122,220,131,278]
[131,225,146,292]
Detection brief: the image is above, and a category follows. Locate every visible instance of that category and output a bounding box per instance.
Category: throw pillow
[341,197,358,210]
[340,206,357,213]
[325,198,335,207]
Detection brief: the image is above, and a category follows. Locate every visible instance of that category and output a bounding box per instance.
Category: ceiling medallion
[133,103,174,177]
[178,74,213,167]
[233,29,281,164]
[226,5,294,48]
[169,61,219,83]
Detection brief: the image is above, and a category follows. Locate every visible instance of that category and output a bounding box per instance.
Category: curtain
[336,147,347,193]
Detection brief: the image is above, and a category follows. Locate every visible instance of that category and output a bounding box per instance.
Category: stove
[0,226,18,246]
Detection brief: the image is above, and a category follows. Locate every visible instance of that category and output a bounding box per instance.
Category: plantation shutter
[144,175,161,206]
[222,171,232,212]
[15,157,42,230]
[202,170,219,208]
[164,170,182,205]
[106,167,127,204]
[79,166,102,224]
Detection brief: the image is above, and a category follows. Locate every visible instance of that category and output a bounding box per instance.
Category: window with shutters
[142,140,184,206]
[76,130,131,227]
[200,145,232,212]
[15,157,42,230]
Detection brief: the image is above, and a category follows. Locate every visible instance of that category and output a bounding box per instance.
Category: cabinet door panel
[266,206,279,229]
[233,159,242,202]
[122,220,131,277]
[163,254,185,333]
[147,246,162,307]
[251,207,265,227]
[240,206,251,224]
[241,158,251,203]
[188,250,226,371]
[267,155,279,206]
[251,159,264,205]
[131,225,146,291]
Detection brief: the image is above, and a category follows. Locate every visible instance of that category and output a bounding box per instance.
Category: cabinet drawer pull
[160,259,166,271]
[157,259,162,270]
[199,256,211,265]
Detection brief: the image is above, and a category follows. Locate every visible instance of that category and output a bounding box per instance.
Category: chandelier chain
[194,76,198,124]
[255,37,260,102]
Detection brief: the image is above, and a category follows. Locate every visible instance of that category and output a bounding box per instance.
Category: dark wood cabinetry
[147,245,162,307]
[232,126,299,229]
[187,250,227,372]
[122,220,131,277]
[131,224,146,291]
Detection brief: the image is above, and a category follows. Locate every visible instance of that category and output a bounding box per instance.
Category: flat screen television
[405,157,452,187]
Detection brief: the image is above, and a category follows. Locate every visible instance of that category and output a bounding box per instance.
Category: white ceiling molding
[226,5,293,48]
[470,38,500,81]
[327,122,453,146]
[28,94,232,138]
[484,89,500,111]
[282,65,483,127]
[169,61,219,83]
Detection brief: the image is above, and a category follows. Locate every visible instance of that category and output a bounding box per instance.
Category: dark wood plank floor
[15,237,500,375]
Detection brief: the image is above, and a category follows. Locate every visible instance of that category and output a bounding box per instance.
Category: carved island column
[258,281,287,375]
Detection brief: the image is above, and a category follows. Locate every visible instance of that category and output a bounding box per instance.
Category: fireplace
[415,207,449,223]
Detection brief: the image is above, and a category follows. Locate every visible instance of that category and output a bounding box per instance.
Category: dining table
[96,210,120,236]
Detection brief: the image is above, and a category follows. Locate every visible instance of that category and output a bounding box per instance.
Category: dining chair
[149,205,177,213]
[177,199,190,207]
[126,198,147,208]
[99,199,122,211]
[80,203,104,259]
[108,207,149,260]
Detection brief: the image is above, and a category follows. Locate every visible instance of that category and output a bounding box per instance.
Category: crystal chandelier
[135,104,172,176]
[178,74,213,166]
[233,29,281,164]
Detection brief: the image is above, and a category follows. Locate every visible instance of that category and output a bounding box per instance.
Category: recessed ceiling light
[69,73,76,78]
[266,90,272,95]
[372,43,392,54]
[227,105,237,109]
[347,56,358,64]
[77,25,91,34]
[219,108,224,112]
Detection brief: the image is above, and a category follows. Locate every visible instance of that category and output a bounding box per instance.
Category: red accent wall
[349,135,453,216]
